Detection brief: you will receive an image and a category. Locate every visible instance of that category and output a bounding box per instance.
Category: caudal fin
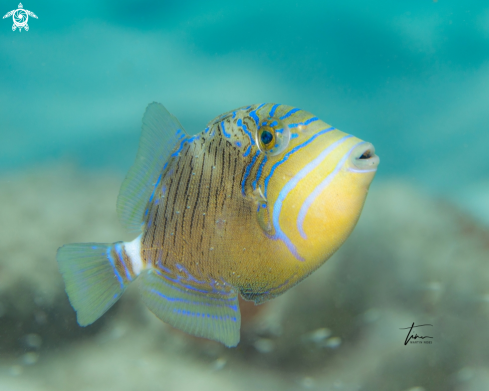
[57,242,131,326]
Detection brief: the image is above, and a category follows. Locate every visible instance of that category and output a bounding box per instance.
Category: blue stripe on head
[249,103,266,125]
[221,120,231,138]
[263,127,335,198]
[297,142,363,239]
[252,155,267,191]
[269,135,353,260]
[241,150,260,195]
[243,145,251,157]
[269,103,280,117]
[280,107,301,120]
[288,117,319,128]
[237,118,254,145]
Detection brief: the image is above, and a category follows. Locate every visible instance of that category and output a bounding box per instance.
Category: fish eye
[256,117,290,156]
[259,127,275,150]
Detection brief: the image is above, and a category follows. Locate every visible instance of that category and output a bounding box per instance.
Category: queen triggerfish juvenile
[57,103,379,347]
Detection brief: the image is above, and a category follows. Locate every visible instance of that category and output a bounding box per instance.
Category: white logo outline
[3,3,37,32]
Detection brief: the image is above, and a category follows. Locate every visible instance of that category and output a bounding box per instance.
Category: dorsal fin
[117,103,188,232]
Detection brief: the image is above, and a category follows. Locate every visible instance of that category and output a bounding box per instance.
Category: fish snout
[350,142,379,171]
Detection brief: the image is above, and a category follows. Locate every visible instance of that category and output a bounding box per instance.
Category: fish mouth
[350,142,379,171]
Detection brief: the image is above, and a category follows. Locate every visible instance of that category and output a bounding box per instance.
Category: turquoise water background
[1,2,489,390]
[2,0,488,195]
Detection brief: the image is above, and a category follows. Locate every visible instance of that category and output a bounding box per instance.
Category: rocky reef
[0,166,488,391]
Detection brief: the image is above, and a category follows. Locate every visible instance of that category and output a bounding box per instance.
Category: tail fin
[57,242,131,326]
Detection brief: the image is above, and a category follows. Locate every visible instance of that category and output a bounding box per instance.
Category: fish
[57,102,379,347]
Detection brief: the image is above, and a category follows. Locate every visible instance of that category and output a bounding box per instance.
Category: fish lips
[350,142,380,171]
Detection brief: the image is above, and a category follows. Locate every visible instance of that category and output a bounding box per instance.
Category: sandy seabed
[0,165,488,391]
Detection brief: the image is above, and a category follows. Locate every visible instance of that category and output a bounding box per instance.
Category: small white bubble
[232,272,235,274]
[176,211,180,214]
[203,213,206,216]
[192,172,196,175]
[212,166,216,169]
[210,247,214,251]
[187,206,191,209]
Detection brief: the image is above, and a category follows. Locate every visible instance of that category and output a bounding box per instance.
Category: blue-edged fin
[57,243,129,326]
[117,103,188,232]
[140,270,241,347]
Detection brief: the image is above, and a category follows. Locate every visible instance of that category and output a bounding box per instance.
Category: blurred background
[1,1,489,390]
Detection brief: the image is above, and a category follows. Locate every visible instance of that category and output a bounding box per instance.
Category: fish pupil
[261,130,273,145]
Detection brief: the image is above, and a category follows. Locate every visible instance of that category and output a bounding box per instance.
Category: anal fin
[139,269,241,347]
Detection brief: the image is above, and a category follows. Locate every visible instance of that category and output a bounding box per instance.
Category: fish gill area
[0,165,488,391]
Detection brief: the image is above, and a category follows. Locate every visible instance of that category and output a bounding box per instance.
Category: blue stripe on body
[297,141,361,239]
[175,264,208,285]
[241,150,261,195]
[147,173,162,206]
[114,243,132,281]
[156,252,172,274]
[171,138,187,157]
[107,246,125,289]
[263,127,335,199]
[153,270,236,299]
[150,289,238,313]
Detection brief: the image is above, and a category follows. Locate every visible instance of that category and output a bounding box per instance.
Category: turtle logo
[3,3,37,32]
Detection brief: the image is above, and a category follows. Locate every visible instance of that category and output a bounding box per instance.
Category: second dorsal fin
[117,102,188,232]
